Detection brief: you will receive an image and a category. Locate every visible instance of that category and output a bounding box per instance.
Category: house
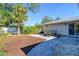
[42,17,79,36]
[0,23,18,35]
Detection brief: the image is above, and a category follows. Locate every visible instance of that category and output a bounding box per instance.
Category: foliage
[0,27,4,35]
[21,24,41,34]
[12,4,28,23]
[11,4,28,34]
[34,23,42,32]
[55,16,61,20]
[0,10,10,26]
[0,50,4,56]
[0,3,40,35]
[0,34,4,56]
[0,4,13,26]
[27,3,40,13]
[41,16,53,24]
[0,3,13,12]
[21,26,35,34]
[0,27,12,56]
[0,32,12,56]
[11,3,40,34]
[0,38,4,56]
[77,3,79,10]
[3,33,12,37]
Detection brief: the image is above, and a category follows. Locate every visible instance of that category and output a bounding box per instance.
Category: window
[75,24,79,35]
[69,23,75,35]
[46,25,48,26]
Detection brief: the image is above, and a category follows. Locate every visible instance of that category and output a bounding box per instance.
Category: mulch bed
[2,35,46,56]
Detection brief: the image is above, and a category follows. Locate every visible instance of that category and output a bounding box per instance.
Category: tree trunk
[17,26,20,35]
[17,21,21,35]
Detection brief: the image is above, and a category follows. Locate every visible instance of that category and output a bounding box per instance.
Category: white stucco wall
[8,27,18,34]
[1,27,18,34]
[2,27,8,33]
[43,23,69,35]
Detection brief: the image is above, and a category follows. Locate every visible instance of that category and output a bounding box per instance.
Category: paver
[3,35,46,56]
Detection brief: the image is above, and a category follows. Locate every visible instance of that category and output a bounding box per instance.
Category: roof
[42,16,79,25]
[8,23,18,27]
[0,23,18,27]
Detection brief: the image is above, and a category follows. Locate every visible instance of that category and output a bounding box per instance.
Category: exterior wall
[1,27,18,34]
[2,27,8,33]
[42,23,69,35]
[8,27,18,34]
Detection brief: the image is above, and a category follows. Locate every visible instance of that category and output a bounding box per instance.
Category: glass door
[69,23,75,35]
[75,24,79,35]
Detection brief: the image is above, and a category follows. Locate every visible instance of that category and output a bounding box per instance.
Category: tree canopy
[55,16,61,20]
[0,3,13,26]
[27,3,40,14]
[0,3,40,34]
[41,16,53,24]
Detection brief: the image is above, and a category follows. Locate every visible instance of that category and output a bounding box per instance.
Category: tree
[11,3,40,35]
[27,3,40,14]
[34,23,42,32]
[41,16,53,24]
[55,16,61,20]
[20,23,42,34]
[0,10,9,26]
[11,4,28,35]
[0,3,40,35]
[77,3,79,9]
[0,3,13,26]
[0,3,13,12]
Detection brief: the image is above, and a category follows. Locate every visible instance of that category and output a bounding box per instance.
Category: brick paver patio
[3,35,46,56]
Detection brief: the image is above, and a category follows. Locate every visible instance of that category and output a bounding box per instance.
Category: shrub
[0,35,4,56]
[0,33,11,56]
[3,33,12,37]
[21,25,41,34]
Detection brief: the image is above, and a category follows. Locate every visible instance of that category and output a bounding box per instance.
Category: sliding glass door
[75,24,79,35]
[69,23,75,35]
[69,23,79,35]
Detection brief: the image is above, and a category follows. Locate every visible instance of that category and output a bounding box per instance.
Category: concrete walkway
[30,34,56,41]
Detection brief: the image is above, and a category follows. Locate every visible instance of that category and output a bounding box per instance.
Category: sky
[24,3,79,26]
